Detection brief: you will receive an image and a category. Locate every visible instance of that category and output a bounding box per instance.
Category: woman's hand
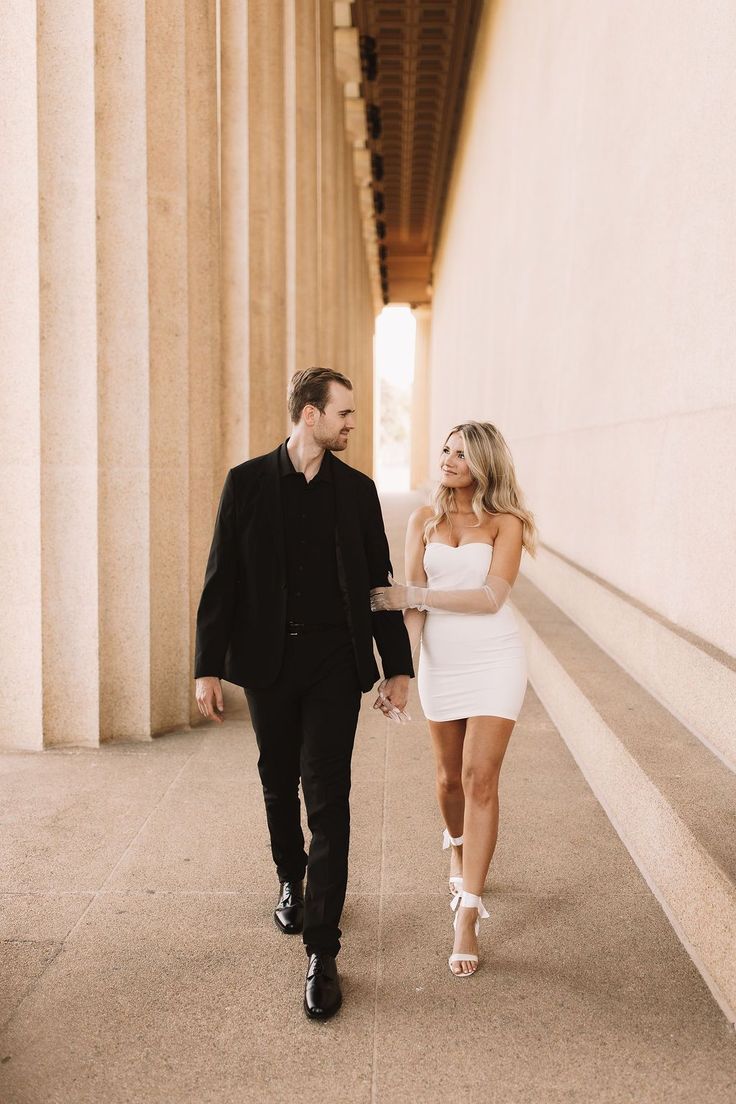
[370,580,426,612]
[370,583,407,611]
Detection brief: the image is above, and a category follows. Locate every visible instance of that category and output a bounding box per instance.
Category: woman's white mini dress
[417,542,528,722]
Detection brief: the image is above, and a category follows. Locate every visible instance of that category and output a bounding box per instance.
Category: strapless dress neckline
[425,542,493,550]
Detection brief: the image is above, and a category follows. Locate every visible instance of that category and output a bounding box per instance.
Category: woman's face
[439,433,473,489]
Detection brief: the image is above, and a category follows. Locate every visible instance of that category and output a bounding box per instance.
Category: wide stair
[514,542,736,1026]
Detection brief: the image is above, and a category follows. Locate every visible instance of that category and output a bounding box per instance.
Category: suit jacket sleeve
[194,469,237,679]
[362,480,414,680]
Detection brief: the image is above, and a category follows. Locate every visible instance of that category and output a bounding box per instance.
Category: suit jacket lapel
[260,447,286,582]
[330,453,359,552]
[330,453,360,621]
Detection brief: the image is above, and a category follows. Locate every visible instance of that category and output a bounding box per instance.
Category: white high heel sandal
[448,890,489,977]
[442,828,464,897]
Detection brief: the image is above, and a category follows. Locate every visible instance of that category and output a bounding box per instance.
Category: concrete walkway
[1,494,735,1103]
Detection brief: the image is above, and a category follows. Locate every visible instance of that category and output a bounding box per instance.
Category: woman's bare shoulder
[492,512,524,537]
[408,504,433,528]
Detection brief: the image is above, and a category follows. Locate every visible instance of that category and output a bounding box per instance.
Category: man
[194,367,413,1020]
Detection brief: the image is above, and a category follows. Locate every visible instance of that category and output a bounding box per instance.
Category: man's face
[312,383,356,451]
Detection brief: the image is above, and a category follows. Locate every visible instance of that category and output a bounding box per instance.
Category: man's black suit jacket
[194,444,414,692]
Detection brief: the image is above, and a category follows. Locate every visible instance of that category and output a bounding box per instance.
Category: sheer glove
[403,606,426,657]
[370,573,511,614]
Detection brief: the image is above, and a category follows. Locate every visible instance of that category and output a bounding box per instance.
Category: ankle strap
[442,828,464,849]
[451,891,489,919]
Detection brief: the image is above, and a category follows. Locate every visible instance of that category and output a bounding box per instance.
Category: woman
[371,421,536,977]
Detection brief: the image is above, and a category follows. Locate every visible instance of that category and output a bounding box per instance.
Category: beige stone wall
[429,0,736,657]
[0,0,378,748]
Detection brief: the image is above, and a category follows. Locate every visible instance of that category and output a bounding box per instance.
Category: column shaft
[38,0,99,746]
[317,0,339,368]
[289,0,320,375]
[186,0,221,723]
[0,2,43,749]
[346,159,372,475]
[248,0,288,454]
[146,0,191,733]
[95,0,152,740]
[335,115,349,375]
[220,0,250,470]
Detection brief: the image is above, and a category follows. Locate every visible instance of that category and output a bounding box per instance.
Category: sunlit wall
[428,0,736,656]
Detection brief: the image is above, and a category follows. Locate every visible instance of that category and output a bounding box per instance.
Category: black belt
[286,620,346,637]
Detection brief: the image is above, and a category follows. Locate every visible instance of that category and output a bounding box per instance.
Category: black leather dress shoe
[304,953,342,1020]
[274,880,304,935]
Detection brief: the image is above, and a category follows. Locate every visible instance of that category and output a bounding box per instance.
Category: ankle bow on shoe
[443,828,464,897]
[451,890,489,932]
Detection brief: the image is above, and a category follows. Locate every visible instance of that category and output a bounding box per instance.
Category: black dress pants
[245,626,362,958]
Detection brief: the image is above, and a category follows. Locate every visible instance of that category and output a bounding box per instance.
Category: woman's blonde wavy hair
[423,422,537,555]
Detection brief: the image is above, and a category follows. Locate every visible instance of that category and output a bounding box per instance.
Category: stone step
[521,545,736,772]
[512,573,736,1025]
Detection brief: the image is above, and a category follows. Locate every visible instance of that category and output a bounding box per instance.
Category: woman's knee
[436,767,463,797]
[462,764,500,805]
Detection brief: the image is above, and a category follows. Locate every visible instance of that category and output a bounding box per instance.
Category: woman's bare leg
[429,719,466,888]
[451,714,515,975]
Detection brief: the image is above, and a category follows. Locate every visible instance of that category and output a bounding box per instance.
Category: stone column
[284,0,297,382]
[335,125,350,376]
[248,0,288,454]
[220,0,250,472]
[285,0,320,377]
[346,177,359,385]
[186,0,221,724]
[37,0,100,746]
[0,3,43,749]
[146,0,192,735]
[317,0,339,368]
[348,176,374,476]
[411,306,432,489]
[363,262,376,478]
[95,0,152,741]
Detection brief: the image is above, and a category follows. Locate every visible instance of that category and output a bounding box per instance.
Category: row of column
[222,0,377,470]
[1,0,379,749]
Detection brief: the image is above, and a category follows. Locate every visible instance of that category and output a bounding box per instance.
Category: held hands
[195,676,225,724]
[372,675,411,725]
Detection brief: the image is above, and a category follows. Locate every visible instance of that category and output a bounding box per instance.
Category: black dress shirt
[278,441,347,627]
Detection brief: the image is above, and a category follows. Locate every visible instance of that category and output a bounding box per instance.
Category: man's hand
[195,676,225,724]
[372,675,411,724]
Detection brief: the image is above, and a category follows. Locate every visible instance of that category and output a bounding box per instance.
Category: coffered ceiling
[351,0,484,305]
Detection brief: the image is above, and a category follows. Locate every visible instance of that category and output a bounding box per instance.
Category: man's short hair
[287,367,353,424]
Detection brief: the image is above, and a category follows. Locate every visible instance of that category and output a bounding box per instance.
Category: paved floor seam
[0,742,204,1038]
[56,738,203,942]
[0,942,63,1035]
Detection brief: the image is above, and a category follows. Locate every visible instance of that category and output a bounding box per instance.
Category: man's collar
[278,439,333,483]
[277,440,294,477]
